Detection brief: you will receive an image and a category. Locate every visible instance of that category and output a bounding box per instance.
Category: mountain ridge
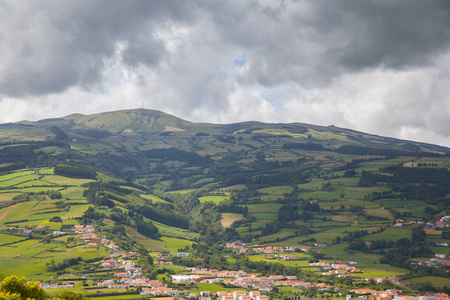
[3,108,449,154]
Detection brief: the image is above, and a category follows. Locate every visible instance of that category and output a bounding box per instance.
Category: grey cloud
[0,0,195,97]
[2,0,450,97]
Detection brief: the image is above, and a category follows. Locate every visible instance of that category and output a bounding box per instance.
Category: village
[30,225,449,300]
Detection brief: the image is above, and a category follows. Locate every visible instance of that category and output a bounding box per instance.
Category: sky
[1,0,450,146]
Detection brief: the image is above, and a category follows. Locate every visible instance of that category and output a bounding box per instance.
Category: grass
[0,233,27,245]
[0,201,39,225]
[124,225,166,250]
[198,195,229,204]
[60,187,86,199]
[161,237,194,252]
[364,208,394,220]
[15,180,55,188]
[141,194,169,204]
[0,239,109,281]
[258,186,294,195]
[246,203,283,214]
[0,193,21,203]
[406,276,450,288]
[0,174,41,187]
[41,175,94,185]
[0,170,34,181]
[364,227,413,242]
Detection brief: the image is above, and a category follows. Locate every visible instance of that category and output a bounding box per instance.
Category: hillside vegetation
[0,109,449,297]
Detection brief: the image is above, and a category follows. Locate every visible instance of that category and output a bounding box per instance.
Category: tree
[412,227,426,245]
[0,275,47,300]
[54,291,85,300]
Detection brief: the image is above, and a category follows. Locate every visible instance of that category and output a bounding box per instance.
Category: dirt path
[0,204,17,224]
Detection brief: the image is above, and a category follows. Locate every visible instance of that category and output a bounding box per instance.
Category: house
[84,242,98,248]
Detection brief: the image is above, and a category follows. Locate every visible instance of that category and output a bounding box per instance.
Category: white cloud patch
[1,0,450,146]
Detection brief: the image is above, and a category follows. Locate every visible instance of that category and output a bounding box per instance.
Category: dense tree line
[335,145,415,156]
[136,219,160,239]
[130,204,189,229]
[54,164,97,179]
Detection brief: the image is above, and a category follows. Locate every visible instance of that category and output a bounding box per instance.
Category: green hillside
[0,109,450,297]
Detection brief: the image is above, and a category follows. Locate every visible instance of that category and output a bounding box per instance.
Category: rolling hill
[0,109,450,297]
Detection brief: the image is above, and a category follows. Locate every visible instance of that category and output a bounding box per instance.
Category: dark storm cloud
[204,0,450,87]
[1,0,450,97]
[0,0,196,97]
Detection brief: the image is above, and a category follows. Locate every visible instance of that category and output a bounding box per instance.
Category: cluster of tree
[136,219,159,239]
[0,275,48,300]
[51,126,68,140]
[369,239,395,250]
[82,207,103,220]
[217,201,248,215]
[54,164,97,179]
[73,129,111,139]
[358,171,394,187]
[0,163,26,172]
[12,190,62,202]
[335,145,414,156]
[382,165,450,184]
[130,204,189,230]
[83,186,115,208]
[47,257,82,272]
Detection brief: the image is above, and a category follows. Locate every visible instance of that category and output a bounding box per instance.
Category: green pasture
[37,168,54,175]
[191,177,215,187]
[15,180,56,188]
[151,220,200,240]
[246,219,272,229]
[0,174,41,187]
[319,243,407,277]
[318,200,378,210]
[60,187,86,199]
[327,177,361,186]
[260,194,282,202]
[161,237,194,252]
[376,199,428,208]
[42,175,94,185]
[251,213,277,221]
[0,239,109,281]
[0,170,34,181]
[246,203,283,214]
[198,195,229,204]
[0,201,39,225]
[297,180,325,191]
[256,229,295,243]
[0,187,64,194]
[0,233,27,245]
[0,193,21,203]
[258,186,294,195]
[364,226,413,242]
[364,208,394,220]
[248,255,311,268]
[124,225,166,250]
[406,276,450,288]
[395,206,435,218]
